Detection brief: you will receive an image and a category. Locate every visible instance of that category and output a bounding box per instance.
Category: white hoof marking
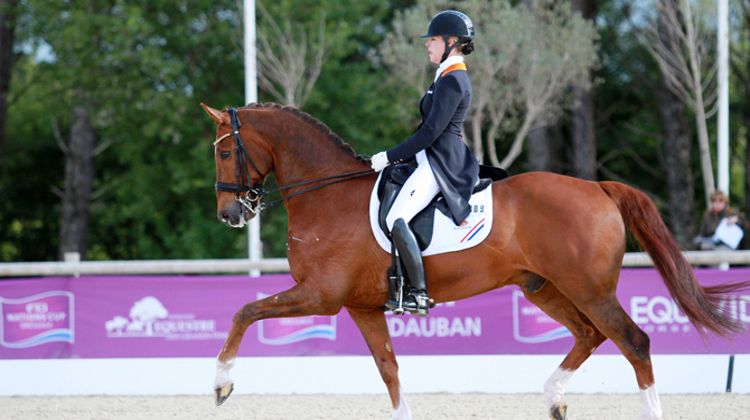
[637,385,663,420]
[391,387,412,420]
[214,358,235,389]
[543,367,575,411]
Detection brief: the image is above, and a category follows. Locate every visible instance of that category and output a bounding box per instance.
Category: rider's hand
[371,152,390,172]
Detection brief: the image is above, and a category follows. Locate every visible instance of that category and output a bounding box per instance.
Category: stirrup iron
[403,291,431,317]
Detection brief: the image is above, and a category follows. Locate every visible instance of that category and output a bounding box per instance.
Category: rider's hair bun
[461,41,475,56]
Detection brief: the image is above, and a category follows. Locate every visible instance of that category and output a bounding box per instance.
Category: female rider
[371,11,478,316]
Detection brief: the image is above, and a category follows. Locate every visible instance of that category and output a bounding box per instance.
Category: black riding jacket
[385,63,479,224]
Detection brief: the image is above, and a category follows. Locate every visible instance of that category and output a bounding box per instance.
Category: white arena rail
[0,257,290,277]
[1,251,750,277]
[622,250,750,266]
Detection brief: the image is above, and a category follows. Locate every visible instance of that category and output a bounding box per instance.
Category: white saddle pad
[369,172,493,256]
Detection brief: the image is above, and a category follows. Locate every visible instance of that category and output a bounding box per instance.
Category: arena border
[0,354,748,396]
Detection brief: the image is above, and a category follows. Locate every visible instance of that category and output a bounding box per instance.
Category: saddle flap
[377,164,416,235]
[410,205,435,250]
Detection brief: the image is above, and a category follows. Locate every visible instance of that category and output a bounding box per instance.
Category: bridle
[214,107,376,215]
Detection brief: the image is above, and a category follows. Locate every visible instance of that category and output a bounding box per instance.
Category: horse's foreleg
[522,283,607,420]
[215,283,341,406]
[347,308,411,420]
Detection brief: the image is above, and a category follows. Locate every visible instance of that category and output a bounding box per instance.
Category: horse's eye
[219,151,232,160]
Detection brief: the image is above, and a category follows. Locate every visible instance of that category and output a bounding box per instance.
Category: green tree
[0,0,20,171]
[2,0,418,261]
[3,0,248,261]
[378,0,598,171]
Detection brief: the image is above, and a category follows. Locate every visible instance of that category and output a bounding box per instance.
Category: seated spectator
[695,190,746,250]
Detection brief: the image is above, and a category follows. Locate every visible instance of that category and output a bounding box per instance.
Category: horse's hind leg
[522,281,607,420]
[532,280,663,420]
[347,308,411,420]
[575,295,663,420]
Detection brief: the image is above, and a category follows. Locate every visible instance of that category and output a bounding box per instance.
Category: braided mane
[241,102,366,162]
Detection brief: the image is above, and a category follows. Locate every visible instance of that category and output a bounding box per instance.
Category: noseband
[214,108,375,215]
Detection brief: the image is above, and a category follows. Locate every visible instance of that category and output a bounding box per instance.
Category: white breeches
[385,151,440,232]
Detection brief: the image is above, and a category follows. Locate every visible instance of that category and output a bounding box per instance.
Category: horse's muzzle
[217,202,253,228]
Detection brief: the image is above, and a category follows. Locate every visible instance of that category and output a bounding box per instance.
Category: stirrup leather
[384,239,406,315]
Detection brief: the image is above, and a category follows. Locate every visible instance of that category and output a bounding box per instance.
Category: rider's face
[426,36,446,64]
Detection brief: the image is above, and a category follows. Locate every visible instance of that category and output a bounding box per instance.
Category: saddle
[376,163,506,249]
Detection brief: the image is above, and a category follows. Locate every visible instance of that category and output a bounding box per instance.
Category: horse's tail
[598,181,748,338]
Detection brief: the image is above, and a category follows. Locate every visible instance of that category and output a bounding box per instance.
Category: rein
[214,107,376,215]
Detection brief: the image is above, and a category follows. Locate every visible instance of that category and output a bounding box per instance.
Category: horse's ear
[200,103,230,125]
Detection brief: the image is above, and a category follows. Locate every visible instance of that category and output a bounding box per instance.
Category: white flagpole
[244,0,261,277]
[717,0,729,198]
[718,0,730,272]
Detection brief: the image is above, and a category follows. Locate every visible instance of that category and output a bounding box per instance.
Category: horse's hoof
[550,403,567,420]
[215,383,234,406]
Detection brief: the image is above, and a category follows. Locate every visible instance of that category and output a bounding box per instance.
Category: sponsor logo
[256,293,336,345]
[1,291,74,348]
[630,295,691,334]
[630,295,750,334]
[105,296,227,340]
[719,295,750,323]
[385,302,481,338]
[387,316,481,338]
[512,290,571,343]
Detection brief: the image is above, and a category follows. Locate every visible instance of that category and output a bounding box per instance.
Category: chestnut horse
[201,102,745,420]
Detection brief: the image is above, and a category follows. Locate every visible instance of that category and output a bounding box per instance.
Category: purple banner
[1,268,748,359]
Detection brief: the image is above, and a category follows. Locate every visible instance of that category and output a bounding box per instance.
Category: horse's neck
[243,108,370,225]
[267,129,372,231]
[274,146,353,186]
[265,124,365,188]
[284,174,375,238]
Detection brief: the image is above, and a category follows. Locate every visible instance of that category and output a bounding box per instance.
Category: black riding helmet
[421,11,475,63]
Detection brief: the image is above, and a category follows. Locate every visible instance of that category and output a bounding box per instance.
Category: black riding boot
[392,218,430,316]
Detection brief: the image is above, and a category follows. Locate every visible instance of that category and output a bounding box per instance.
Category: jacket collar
[434,56,464,82]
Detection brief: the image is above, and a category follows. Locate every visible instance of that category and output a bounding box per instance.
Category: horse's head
[201,103,273,228]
